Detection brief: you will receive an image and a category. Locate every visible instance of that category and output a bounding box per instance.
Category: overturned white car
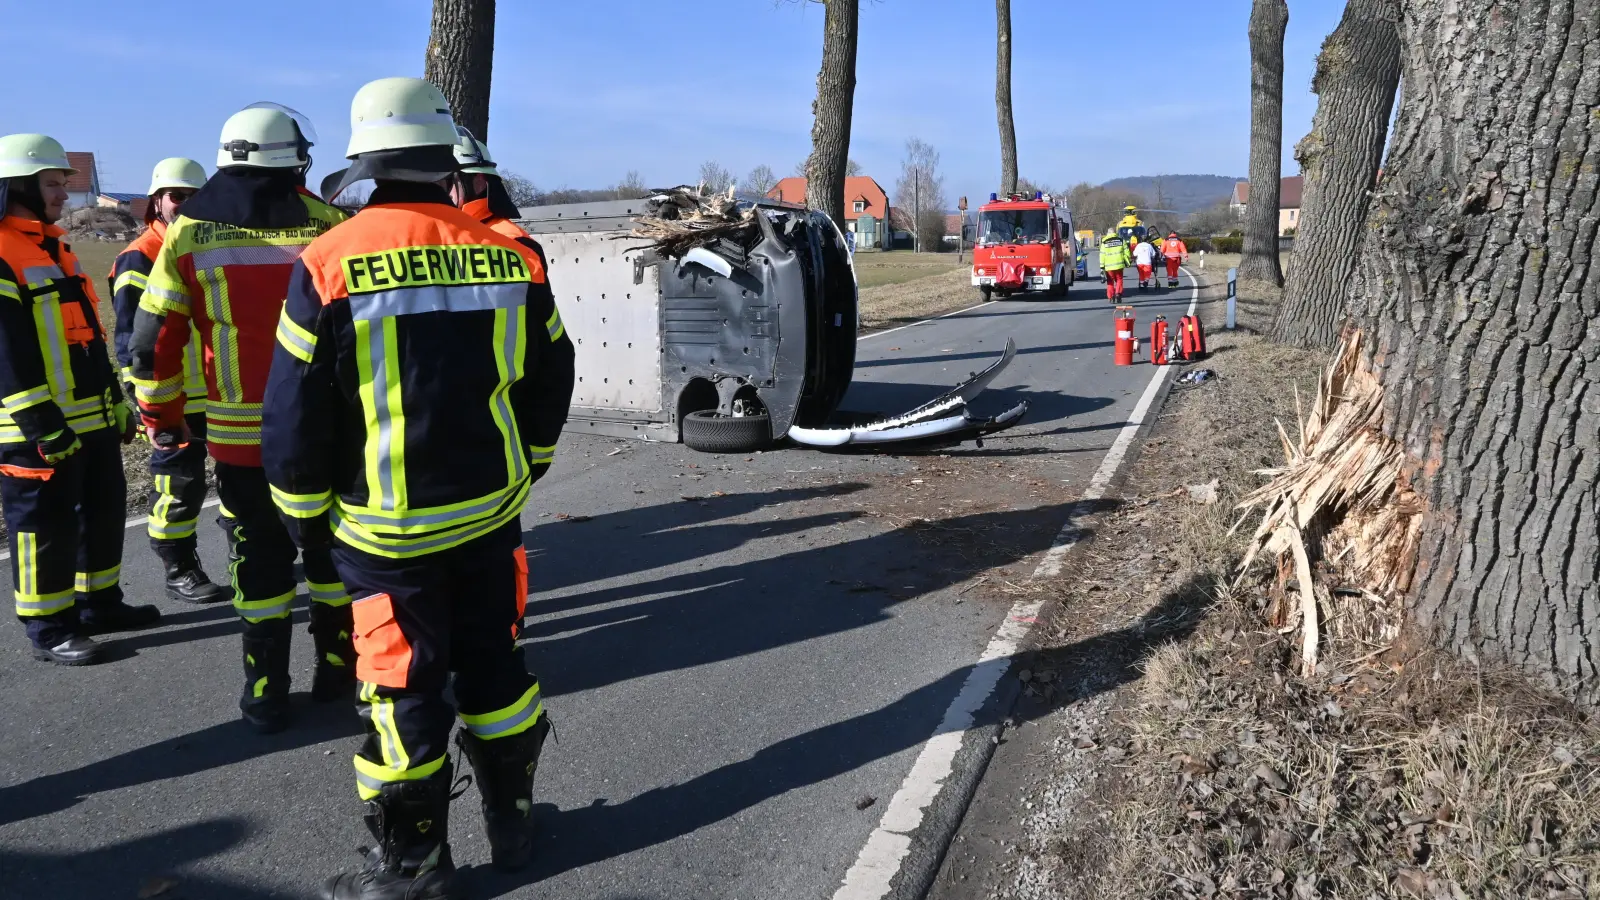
[516,194,1026,453]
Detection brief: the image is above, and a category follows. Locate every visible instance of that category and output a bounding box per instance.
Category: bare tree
[896,138,948,253]
[846,158,863,177]
[745,164,778,197]
[698,160,734,195]
[1344,0,1600,701]
[802,0,860,227]
[1271,0,1401,348]
[498,169,539,206]
[1065,182,1148,234]
[615,170,648,199]
[424,0,496,140]
[1239,0,1289,287]
[1183,199,1239,237]
[995,0,1018,195]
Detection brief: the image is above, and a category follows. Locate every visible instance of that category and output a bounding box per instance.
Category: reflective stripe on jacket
[109,219,206,413]
[1099,237,1129,271]
[0,215,117,445]
[262,188,576,559]
[130,192,346,465]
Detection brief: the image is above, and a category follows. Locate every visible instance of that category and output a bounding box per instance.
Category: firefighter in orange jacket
[1161,232,1188,289]
[128,105,354,733]
[0,134,157,665]
[264,78,575,899]
[110,158,227,605]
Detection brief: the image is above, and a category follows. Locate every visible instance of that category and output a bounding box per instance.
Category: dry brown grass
[1035,268,1600,900]
[857,266,981,332]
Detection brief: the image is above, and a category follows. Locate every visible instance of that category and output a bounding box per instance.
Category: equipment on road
[1114,306,1136,366]
[970,191,1076,301]
[1150,316,1170,365]
[1179,314,1208,361]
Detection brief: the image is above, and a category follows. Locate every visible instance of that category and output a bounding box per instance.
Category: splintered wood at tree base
[1234,331,1422,671]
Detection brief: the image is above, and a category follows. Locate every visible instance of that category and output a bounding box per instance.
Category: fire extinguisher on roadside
[1150,316,1170,365]
[1114,306,1136,366]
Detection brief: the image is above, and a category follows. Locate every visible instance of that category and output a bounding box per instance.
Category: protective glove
[37,428,82,465]
[114,402,136,444]
[144,420,191,451]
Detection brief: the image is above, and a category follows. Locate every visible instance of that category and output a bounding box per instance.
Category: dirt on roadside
[935,267,1600,900]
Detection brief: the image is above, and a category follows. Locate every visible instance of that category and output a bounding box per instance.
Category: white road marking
[833,268,1200,899]
[859,301,993,341]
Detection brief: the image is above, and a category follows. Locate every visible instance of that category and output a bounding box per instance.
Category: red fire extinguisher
[1150,316,1169,365]
[1114,306,1136,366]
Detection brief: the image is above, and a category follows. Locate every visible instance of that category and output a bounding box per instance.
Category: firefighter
[1132,232,1157,291]
[0,134,158,665]
[1161,231,1189,289]
[263,77,574,898]
[1099,227,1129,301]
[128,106,354,732]
[110,158,227,604]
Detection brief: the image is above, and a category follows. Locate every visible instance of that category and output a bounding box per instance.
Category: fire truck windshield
[978,209,1051,245]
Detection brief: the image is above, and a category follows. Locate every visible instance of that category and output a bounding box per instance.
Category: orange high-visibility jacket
[1161,237,1188,259]
[130,190,346,465]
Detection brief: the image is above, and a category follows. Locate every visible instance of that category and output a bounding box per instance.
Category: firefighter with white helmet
[109,157,228,605]
[0,134,155,665]
[263,76,573,899]
[128,105,354,733]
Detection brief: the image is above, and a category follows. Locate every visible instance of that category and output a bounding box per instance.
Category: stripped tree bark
[995,0,1018,195]
[1351,0,1600,701]
[424,0,496,141]
[806,0,859,229]
[1272,0,1402,348]
[1239,0,1289,287]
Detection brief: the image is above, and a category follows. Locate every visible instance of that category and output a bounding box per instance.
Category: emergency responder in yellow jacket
[262,78,575,899]
[128,106,354,733]
[0,134,157,665]
[1099,228,1130,302]
[110,158,227,604]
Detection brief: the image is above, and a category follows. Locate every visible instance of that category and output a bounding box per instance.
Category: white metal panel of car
[541,231,663,416]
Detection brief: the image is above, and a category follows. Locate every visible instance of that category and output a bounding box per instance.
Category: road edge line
[831,268,1199,900]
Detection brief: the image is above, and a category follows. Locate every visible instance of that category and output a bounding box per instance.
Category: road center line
[832,268,1199,900]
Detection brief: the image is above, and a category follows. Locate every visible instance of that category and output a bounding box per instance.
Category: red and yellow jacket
[262,184,575,559]
[130,190,345,465]
[109,219,206,413]
[0,215,118,446]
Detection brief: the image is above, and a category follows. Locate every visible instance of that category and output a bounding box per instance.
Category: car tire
[681,411,772,453]
[980,285,994,302]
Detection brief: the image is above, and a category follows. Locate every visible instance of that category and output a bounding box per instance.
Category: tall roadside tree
[995,0,1018,195]
[1271,0,1402,348]
[1239,0,1289,289]
[1349,0,1600,701]
[424,0,496,140]
[805,0,860,228]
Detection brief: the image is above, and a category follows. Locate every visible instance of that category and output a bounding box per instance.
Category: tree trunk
[424,0,495,141]
[995,0,1018,196]
[1352,0,1600,701]
[1239,0,1289,286]
[806,0,859,230]
[1272,0,1401,348]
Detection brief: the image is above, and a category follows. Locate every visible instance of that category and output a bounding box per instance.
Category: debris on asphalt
[1176,368,1217,385]
[856,795,877,811]
[555,513,592,523]
[606,447,625,456]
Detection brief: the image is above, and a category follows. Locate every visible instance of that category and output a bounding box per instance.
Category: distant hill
[1099,175,1240,215]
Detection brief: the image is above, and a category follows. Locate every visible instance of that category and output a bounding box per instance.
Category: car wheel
[980,285,994,302]
[681,411,773,454]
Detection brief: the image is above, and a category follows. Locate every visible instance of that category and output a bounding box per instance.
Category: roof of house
[65,152,97,193]
[767,175,888,220]
[100,191,144,203]
[1231,175,1304,209]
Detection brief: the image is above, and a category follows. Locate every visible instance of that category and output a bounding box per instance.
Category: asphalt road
[0,262,1195,900]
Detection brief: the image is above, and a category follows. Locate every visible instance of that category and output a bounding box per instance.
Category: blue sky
[5,0,1343,208]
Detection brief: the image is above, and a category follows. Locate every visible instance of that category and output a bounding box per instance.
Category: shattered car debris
[515,190,1026,453]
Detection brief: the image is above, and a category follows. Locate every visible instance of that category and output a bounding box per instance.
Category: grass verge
[1028,268,1599,900]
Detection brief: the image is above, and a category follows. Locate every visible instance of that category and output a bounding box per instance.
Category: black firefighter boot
[322,763,459,900]
[155,539,228,604]
[310,602,357,703]
[240,618,293,734]
[456,716,551,871]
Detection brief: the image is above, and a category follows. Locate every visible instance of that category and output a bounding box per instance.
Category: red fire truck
[970,191,1076,301]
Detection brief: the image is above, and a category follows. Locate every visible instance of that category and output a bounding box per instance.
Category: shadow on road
[0,818,283,900]
[470,570,1209,896]
[837,380,1115,432]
